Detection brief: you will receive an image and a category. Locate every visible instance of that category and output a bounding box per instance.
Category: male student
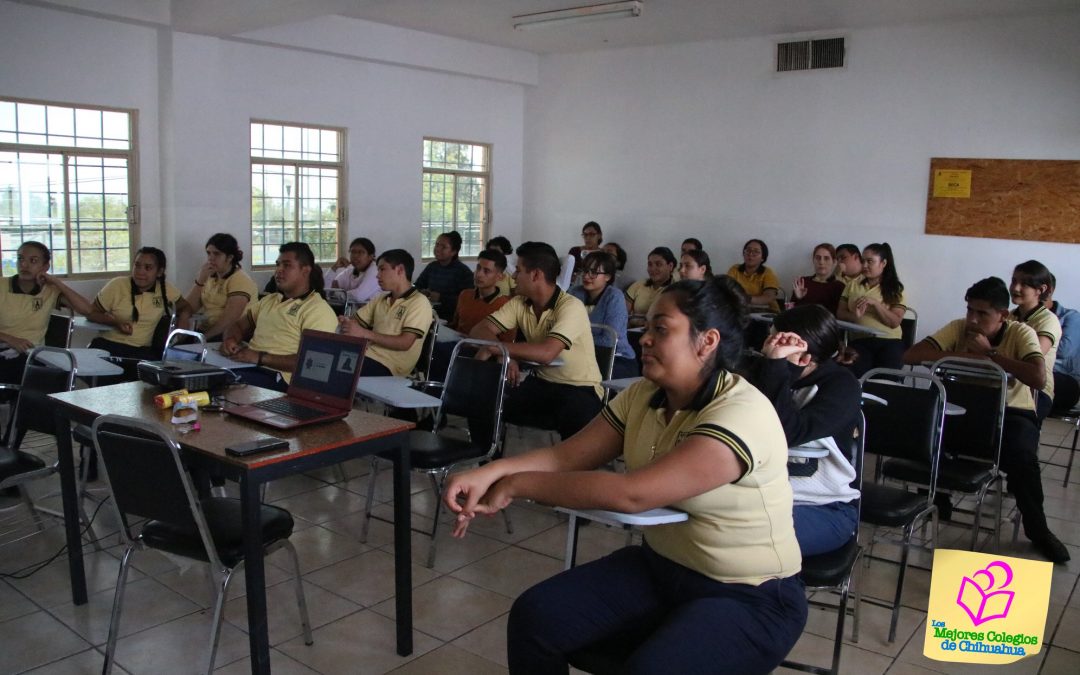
[903,277,1069,563]
[469,241,602,443]
[339,249,433,377]
[834,243,863,284]
[222,242,338,391]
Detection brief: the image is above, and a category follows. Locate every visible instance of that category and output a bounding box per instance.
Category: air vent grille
[776,37,845,72]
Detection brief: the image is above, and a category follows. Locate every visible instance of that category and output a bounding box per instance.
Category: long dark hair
[864,242,903,306]
[1013,260,1053,302]
[661,275,748,376]
[279,241,324,295]
[205,233,243,272]
[773,304,841,362]
[131,246,170,322]
[581,251,618,290]
[646,246,677,288]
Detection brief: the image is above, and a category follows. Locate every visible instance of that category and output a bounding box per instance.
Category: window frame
[421,136,492,261]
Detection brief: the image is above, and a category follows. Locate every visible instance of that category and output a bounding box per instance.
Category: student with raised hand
[1045,275,1080,415]
[415,230,473,322]
[837,242,907,377]
[626,246,677,327]
[181,233,258,340]
[904,276,1068,563]
[834,243,862,285]
[444,275,806,674]
[727,238,781,312]
[221,242,337,391]
[1010,260,1061,421]
[603,241,633,292]
[0,241,95,383]
[678,248,713,281]
[792,243,845,314]
[744,305,861,556]
[339,249,433,378]
[328,236,380,305]
[568,221,604,280]
[570,251,639,379]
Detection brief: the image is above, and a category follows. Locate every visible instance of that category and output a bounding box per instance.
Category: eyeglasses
[743,248,762,255]
[582,269,609,278]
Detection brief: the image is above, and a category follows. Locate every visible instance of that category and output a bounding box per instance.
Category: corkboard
[925,158,1080,243]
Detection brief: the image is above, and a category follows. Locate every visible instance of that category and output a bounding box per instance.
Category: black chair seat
[0,448,47,482]
[860,483,930,528]
[882,457,994,493]
[73,423,94,447]
[406,430,488,470]
[141,497,294,567]
[800,536,860,588]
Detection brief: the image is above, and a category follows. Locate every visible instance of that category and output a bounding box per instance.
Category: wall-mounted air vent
[776,37,845,72]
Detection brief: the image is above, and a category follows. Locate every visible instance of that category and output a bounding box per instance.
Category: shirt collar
[10,275,42,296]
[474,287,501,303]
[648,369,727,411]
[279,286,316,302]
[525,285,561,311]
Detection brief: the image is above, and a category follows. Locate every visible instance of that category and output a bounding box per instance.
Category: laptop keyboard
[252,398,327,421]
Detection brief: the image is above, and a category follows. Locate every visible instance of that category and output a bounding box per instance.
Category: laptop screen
[288,330,367,406]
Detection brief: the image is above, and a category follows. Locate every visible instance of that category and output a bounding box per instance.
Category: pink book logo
[956,560,1014,626]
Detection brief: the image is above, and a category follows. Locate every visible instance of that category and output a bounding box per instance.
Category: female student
[570,251,639,379]
[837,242,907,377]
[444,276,807,675]
[603,242,634,292]
[727,238,781,312]
[678,249,712,281]
[745,305,862,556]
[329,236,380,304]
[182,233,258,340]
[1011,260,1061,420]
[415,230,473,321]
[568,221,604,280]
[792,243,845,314]
[625,246,677,327]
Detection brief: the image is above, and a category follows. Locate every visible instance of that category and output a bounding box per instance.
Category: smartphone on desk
[225,436,289,457]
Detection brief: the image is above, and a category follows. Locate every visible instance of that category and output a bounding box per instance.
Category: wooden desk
[49,381,414,673]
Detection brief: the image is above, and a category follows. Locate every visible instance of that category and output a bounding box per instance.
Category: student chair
[900,308,918,351]
[162,328,208,362]
[92,415,312,675]
[44,310,75,348]
[411,318,441,382]
[591,323,618,382]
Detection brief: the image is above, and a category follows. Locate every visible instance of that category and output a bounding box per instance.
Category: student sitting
[415,230,473,322]
[727,239,781,313]
[568,221,604,282]
[904,276,1069,563]
[221,242,337,391]
[469,242,603,443]
[680,237,703,256]
[339,249,433,378]
[487,235,516,297]
[837,243,907,377]
[181,233,258,340]
[626,246,677,327]
[792,243,845,315]
[329,237,381,305]
[1046,275,1080,415]
[1010,260,1061,421]
[570,251,639,380]
[834,243,863,285]
[745,305,861,556]
[604,242,634,292]
[678,249,713,281]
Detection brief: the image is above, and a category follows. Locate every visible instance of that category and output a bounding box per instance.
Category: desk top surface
[50,381,412,468]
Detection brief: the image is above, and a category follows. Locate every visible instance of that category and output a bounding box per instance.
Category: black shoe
[1031,531,1071,564]
[933,493,952,521]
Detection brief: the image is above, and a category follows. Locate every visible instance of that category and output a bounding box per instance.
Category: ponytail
[662,275,748,376]
[865,242,903,306]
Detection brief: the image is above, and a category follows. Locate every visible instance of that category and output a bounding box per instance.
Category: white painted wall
[523,11,1080,337]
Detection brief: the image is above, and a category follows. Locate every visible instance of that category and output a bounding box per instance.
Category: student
[415,231,473,321]
[444,276,806,674]
[903,277,1069,563]
[181,233,258,340]
[568,221,603,280]
[221,242,337,391]
[680,237,703,256]
[837,243,906,377]
[339,249,433,377]
[329,237,380,305]
[678,249,712,281]
[1010,260,1061,420]
[603,241,634,292]
[1046,275,1080,414]
[570,251,639,379]
[487,235,516,297]
[792,243,845,314]
[745,305,861,556]
[626,246,677,327]
[834,243,863,284]
[0,241,94,384]
[727,238,781,312]
[469,242,603,442]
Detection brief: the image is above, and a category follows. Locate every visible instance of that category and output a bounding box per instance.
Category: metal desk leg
[392,441,413,656]
[241,474,271,674]
[55,409,87,605]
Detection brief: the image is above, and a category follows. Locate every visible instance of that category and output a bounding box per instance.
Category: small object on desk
[154,388,189,408]
[176,391,211,407]
[225,436,290,457]
[171,399,200,430]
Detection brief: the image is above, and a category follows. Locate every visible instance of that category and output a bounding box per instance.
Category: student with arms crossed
[903,277,1069,563]
[181,233,258,340]
[445,276,806,674]
[415,230,473,322]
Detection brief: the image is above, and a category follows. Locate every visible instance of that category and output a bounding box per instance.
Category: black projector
[137,360,232,391]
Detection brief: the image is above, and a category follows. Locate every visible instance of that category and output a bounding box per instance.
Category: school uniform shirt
[925,319,1042,411]
[199,268,258,328]
[0,276,61,345]
[602,372,801,585]
[95,277,183,347]
[453,287,514,339]
[246,289,338,382]
[331,264,381,304]
[840,279,906,340]
[625,279,671,317]
[355,287,434,376]
[727,265,782,313]
[1013,304,1061,400]
[484,287,602,395]
[1052,301,1080,378]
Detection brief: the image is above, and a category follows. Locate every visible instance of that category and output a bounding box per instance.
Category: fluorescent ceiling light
[513,1,643,31]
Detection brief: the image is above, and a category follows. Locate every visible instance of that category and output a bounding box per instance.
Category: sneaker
[1031,531,1071,564]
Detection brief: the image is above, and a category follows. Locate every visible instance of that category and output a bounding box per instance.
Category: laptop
[225,330,368,429]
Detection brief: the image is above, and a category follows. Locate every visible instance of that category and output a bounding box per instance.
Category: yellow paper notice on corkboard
[933,170,971,198]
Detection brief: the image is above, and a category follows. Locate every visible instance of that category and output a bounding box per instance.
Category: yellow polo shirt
[626,279,670,317]
[602,372,801,585]
[485,287,602,395]
[727,265,782,312]
[355,287,434,377]
[1013,304,1061,400]
[840,279,906,340]
[0,276,61,345]
[247,290,338,382]
[95,277,183,347]
[200,268,258,328]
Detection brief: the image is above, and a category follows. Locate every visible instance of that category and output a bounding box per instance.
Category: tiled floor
[2,419,1080,674]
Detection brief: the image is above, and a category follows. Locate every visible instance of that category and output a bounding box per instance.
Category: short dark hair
[682,237,703,251]
[348,237,375,256]
[662,275,749,375]
[438,231,463,254]
[477,248,507,271]
[835,243,860,258]
[581,251,617,288]
[378,248,415,281]
[773,304,841,363]
[604,242,627,271]
[486,236,513,255]
[205,233,243,268]
[279,241,325,294]
[582,221,603,240]
[516,241,561,284]
[965,276,1011,310]
[18,240,50,263]
[1013,260,1053,302]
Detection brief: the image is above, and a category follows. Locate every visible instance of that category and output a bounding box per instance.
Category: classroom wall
[522,10,1080,336]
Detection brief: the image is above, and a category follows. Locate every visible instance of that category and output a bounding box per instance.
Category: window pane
[0,151,68,275]
[68,155,129,274]
[421,138,489,257]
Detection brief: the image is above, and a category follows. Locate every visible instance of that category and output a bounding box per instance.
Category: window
[250,121,344,266]
[0,98,137,276]
[422,138,490,258]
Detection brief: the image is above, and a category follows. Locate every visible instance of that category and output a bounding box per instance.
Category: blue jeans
[793,501,858,556]
[507,544,807,675]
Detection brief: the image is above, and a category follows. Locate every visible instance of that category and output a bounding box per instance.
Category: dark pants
[611,356,639,380]
[1051,373,1080,416]
[793,501,859,557]
[507,545,808,675]
[88,337,159,383]
[999,408,1051,540]
[847,337,905,378]
[359,358,393,378]
[469,375,602,445]
[0,353,28,385]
